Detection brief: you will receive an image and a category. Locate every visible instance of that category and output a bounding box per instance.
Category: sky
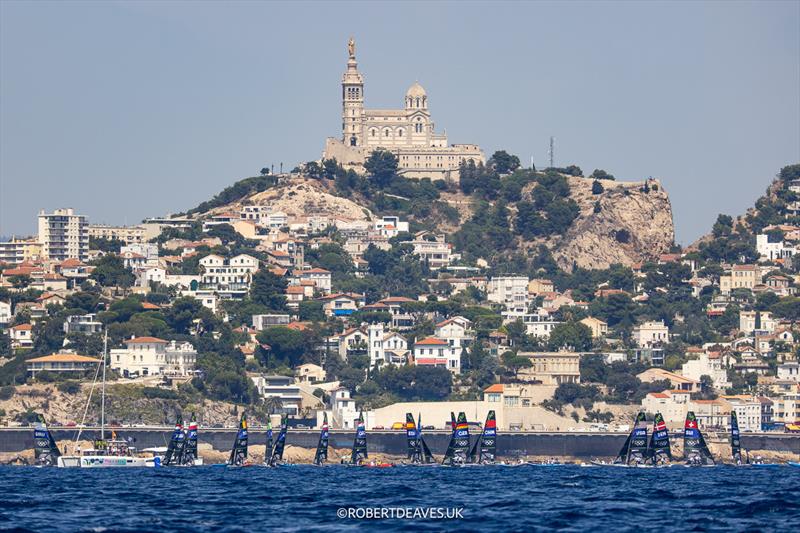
[1,1,798,244]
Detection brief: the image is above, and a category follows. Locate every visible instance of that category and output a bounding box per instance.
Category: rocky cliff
[550,177,675,271]
[198,173,674,271]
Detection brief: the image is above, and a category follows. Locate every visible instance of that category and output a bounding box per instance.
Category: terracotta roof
[11,323,32,331]
[380,296,415,304]
[124,336,168,344]
[414,337,448,346]
[484,384,504,393]
[415,358,448,364]
[141,302,161,310]
[59,258,85,267]
[286,321,308,331]
[286,286,305,294]
[304,268,331,274]
[649,392,669,399]
[27,353,100,363]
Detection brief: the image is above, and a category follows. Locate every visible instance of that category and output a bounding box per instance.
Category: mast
[314,413,329,465]
[101,330,107,441]
[265,420,274,466]
[626,411,649,465]
[731,412,742,464]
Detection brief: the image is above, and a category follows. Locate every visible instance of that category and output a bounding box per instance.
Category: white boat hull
[57,455,154,468]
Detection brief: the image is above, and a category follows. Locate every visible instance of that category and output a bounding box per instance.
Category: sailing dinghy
[313,413,329,466]
[162,415,186,466]
[648,412,672,466]
[33,414,61,467]
[468,410,498,465]
[227,413,249,466]
[593,411,649,467]
[267,414,288,466]
[683,411,715,466]
[404,413,435,465]
[442,412,471,466]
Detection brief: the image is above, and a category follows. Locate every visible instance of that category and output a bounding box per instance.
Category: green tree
[256,327,308,368]
[591,180,604,195]
[548,322,593,351]
[90,255,135,288]
[364,150,399,187]
[250,270,288,311]
[489,150,521,174]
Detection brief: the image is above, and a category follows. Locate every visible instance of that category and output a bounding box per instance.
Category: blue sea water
[0,465,798,532]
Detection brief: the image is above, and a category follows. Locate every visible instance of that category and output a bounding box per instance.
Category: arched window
[398,129,403,137]
[371,129,376,137]
[384,128,390,137]
[415,97,420,108]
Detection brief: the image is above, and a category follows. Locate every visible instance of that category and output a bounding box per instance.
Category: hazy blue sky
[1,1,798,243]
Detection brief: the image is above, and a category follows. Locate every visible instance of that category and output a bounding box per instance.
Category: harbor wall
[1,428,798,458]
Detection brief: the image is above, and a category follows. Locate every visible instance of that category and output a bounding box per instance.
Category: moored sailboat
[468,410,497,464]
[57,333,153,468]
[313,413,329,466]
[33,414,61,467]
[683,411,715,466]
[227,413,249,466]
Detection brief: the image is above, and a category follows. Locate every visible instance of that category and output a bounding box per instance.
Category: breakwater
[2,427,798,458]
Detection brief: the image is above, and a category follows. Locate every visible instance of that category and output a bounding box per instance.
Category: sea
[0,465,798,532]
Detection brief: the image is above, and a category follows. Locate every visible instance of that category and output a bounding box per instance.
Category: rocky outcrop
[208,178,375,222]
[550,177,674,271]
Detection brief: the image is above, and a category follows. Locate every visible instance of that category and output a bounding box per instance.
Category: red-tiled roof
[27,353,100,363]
[484,384,504,393]
[414,337,448,346]
[124,336,168,344]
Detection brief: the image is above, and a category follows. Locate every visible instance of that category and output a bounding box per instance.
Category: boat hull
[57,455,154,468]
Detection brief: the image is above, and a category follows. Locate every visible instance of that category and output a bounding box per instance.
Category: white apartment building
[110,336,197,378]
[681,352,731,390]
[410,232,452,269]
[434,316,473,352]
[756,234,796,262]
[298,268,332,294]
[121,243,159,266]
[519,311,562,338]
[37,208,89,261]
[778,362,800,382]
[249,374,302,416]
[199,254,259,291]
[632,320,670,348]
[367,323,409,367]
[87,224,145,244]
[739,310,777,335]
[413,337,460,373]
[642,390,691,427]
[374,215,409,238]
[63,314,103,335]
[724,397,761,432]
[487,276,530,309]
[0,301,11,327]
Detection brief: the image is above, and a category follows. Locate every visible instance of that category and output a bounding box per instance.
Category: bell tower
[342,37,364,147]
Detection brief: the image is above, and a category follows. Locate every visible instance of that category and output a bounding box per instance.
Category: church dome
[406,81,427,98]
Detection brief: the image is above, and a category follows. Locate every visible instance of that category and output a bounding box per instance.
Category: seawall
[2,428,798,458]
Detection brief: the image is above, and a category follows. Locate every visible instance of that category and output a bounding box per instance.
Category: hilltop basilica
[323,38,484,182]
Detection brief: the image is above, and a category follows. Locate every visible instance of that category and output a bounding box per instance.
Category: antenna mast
[548,136,555,168]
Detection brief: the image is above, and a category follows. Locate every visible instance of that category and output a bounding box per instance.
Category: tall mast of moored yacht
[101,330,107,441]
